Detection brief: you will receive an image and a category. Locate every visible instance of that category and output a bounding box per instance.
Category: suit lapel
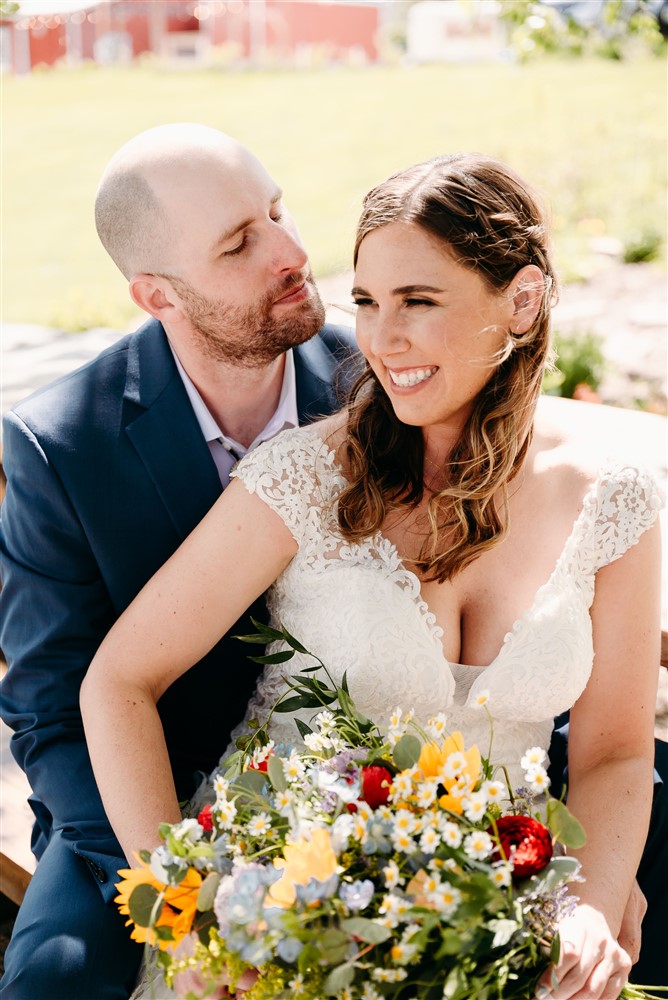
[123,320,222,539]
[294,334,346,424]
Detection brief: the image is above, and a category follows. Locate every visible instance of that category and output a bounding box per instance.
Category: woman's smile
[387,365,439,389]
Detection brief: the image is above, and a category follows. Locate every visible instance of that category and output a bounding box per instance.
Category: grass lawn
[2,56,666,330]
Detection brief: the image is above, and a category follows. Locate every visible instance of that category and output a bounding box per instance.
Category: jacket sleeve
[0,409,124,868]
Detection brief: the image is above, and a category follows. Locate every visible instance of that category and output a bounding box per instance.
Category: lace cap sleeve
[587,464,664,573]
[230,427,339,545]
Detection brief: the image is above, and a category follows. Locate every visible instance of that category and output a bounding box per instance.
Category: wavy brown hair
[337,153,557,582]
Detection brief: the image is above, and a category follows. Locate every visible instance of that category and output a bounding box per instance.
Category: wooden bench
[1,396,666,907]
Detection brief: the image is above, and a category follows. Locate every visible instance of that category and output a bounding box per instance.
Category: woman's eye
[405,297,434,307]
[352,296,374,308]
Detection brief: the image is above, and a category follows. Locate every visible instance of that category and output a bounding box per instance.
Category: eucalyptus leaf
[153,924,175,941]
[230,769,268,805]
[317,927,350,965]
[323,963,355,995]
[197,871,221,912]
[128,883,162,928]
[340,917,392,945]
[392,733,422,770]
[267,753,287,792]
[528,855,582,895]
[546,798,587,849]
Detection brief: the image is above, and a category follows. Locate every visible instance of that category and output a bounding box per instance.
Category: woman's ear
[129,274,185,323]
[509,264,545,335]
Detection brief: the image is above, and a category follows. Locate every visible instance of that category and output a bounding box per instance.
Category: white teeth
[389,367,437,387]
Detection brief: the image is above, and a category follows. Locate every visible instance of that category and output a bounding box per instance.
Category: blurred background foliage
[1,1,666,332]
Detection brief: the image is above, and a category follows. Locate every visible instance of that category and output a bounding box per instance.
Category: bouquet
[117,623,662,1000]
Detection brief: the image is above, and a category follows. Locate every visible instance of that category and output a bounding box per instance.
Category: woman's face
[353,222,514,442]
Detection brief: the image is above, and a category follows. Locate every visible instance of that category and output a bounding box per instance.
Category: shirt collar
[170,345,298,455]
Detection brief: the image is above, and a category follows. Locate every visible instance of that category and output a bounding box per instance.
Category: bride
[81,153,662,999]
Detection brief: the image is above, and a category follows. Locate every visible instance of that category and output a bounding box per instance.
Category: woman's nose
[367,312,409,357]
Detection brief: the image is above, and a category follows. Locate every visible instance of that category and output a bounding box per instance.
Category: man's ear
[509,264,545,335]
[129,274,185,322]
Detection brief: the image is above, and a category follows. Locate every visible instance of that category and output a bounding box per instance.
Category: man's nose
[270,221,308,275]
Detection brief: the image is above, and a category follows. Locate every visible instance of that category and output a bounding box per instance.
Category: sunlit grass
[2,56,666,329]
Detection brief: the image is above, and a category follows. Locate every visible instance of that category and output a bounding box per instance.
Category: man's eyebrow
[210,188,283,253]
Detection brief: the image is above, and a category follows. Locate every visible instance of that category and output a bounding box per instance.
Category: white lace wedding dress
[133,425,661,999]
[227,426,662,789]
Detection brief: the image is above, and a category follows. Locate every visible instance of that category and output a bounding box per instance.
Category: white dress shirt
[170,347,299,487]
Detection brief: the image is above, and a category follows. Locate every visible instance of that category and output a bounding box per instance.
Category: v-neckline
[307,426,600,675]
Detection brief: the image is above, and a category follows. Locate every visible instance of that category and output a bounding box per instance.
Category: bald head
[94,124,258,280]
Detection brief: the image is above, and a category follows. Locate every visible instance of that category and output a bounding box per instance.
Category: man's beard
[170,271,325,368]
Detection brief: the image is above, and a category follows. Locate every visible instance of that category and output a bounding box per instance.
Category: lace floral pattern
[226,427,662,788]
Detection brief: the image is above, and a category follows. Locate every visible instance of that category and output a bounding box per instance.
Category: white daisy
[463,830,493,860]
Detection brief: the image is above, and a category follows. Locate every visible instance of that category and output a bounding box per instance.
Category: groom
[0,124,356,999]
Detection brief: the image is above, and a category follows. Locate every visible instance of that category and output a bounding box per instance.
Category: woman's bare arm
[80,478,297,863]
[541,518,662,999]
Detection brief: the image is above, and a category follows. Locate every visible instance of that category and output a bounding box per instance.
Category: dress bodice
[226,427,662,790]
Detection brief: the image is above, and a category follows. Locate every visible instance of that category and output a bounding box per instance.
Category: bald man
[0,124,356,999]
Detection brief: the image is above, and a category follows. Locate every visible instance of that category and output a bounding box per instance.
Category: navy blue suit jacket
[0,317,357,900]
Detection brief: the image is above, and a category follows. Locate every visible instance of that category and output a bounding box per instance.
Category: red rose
[197,804,213,833]
[360,766,392,810]
[491,815,553,878]
[249,750,273,773]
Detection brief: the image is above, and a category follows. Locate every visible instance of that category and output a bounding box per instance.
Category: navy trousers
[0,830,142,1000]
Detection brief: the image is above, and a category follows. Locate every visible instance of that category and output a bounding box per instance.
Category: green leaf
[323,963,355,996]
[294,718,314,739]
[317,927,350,965]
[138,849,151,864]
[340,917,392,945]
[247,650,295,665]
[192,908,217,945]
[443,964,470,999]
[528,855,583,895]
[281,627,310,654]
[230,769,267,805]
[128,883,162,928]
[197,871,221,912]
[153,924,175,942]
[267,753,287,792]
[392,733,422,770]
[273,694,322,713]
[434,928,462,956]
[546,798,587,849]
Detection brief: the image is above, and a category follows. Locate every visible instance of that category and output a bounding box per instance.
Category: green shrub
[543,330,607,398]
[622,229,663,263]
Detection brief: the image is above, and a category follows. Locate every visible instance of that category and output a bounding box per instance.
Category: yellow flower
[115,859,202,950]
[417,732,481,815]
[266,827,338,909]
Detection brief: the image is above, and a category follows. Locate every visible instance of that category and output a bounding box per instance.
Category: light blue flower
[295,873,340,905]
[339,879,375,912]
[276,937,304,962]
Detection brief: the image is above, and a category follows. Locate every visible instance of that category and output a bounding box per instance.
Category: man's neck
[170,341,286,448]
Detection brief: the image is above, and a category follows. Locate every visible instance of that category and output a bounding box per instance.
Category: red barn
[1,0,380,74]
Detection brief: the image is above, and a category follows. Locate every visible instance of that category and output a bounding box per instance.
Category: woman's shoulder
[530,410,663,538]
